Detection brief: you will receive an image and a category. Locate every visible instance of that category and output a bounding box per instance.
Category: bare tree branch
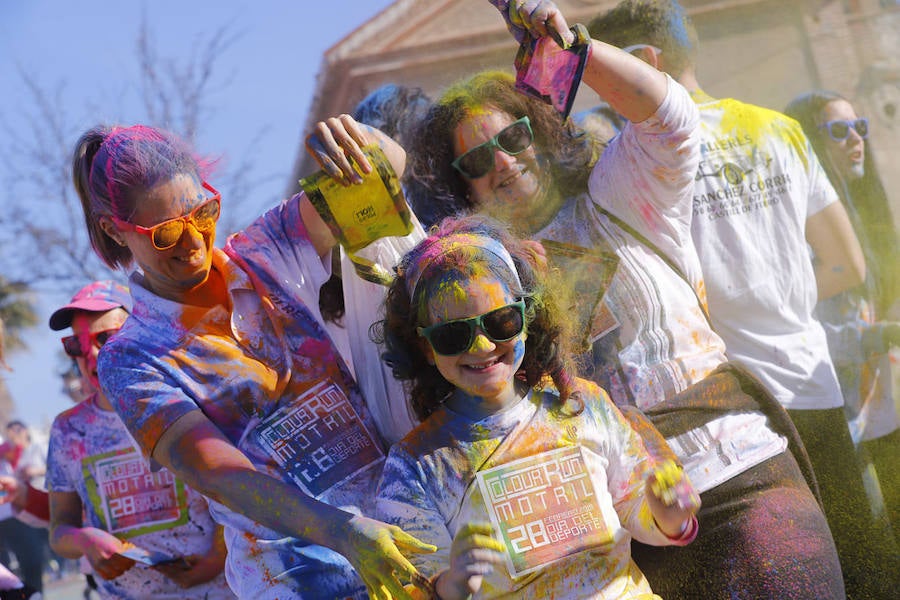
[0,16,259,292]
[137,15,241,142]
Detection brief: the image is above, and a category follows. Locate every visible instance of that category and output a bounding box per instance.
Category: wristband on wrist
[668,515,699,544]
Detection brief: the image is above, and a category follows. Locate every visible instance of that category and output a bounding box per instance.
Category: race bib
[87,447,187,537]
[476,446,619,577]
[253,379,384,498]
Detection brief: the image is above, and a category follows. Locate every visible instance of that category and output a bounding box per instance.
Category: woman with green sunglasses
[401,1,843,599]
[406,1,732,453]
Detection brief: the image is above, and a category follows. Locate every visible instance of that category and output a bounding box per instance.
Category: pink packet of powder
[514,23,591,119]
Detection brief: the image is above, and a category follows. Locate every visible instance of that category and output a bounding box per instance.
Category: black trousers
[629,364,845,599]
[789,407,900,600]
[0,519,45,593]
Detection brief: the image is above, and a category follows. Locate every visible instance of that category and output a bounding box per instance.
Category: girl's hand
[334,514,436,600]
[436,522,506,600]
[80,530,135,580]
[645,459,701,538]
[305,114,373,186]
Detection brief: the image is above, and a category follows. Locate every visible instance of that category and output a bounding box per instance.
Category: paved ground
[42,573,98,600]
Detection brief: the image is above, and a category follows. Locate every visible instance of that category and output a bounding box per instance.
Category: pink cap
[49,280,132,331]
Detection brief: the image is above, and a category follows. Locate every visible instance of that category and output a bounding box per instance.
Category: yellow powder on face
[469,333,495,352]
[424,245,504,321]
[453,105,507,155]
[430,271,509,320]
[430,279,469,319]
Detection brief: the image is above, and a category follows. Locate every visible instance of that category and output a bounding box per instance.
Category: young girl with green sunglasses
[374,215,700,599]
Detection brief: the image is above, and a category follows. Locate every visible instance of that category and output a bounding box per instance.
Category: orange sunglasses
[112,182,221,250]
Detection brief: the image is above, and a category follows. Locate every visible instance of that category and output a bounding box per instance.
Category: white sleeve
[589,74,701,265]
[340,217,426,445]
[803,136,839,217]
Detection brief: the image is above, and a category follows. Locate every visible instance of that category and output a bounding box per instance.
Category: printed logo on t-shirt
[692,135,794,222]
[475,446,619,577]
[253,379,384,498]
[84,447,188,538]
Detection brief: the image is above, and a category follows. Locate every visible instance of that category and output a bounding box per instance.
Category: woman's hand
[153,524,226,588]
[334,514,436,600]
[305,113,407,187]
[79,529,135,580]
[153,553,223,588]
[435,522,506,600]
[305,114,375,186]
[645,459,701,538]
[491,0,574,47]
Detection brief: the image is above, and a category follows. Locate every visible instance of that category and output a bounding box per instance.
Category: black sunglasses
[818,118,868,142]
[418,301,526,356]
[61,329,118,358]
[451,117,534,179]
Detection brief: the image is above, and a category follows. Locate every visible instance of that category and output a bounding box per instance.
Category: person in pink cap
[47,281,133,332]
[69,113,436,598]
[45,280,232,599]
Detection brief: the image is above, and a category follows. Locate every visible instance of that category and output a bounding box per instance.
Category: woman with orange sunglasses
[45,280,232,598]
[71,118,434,599]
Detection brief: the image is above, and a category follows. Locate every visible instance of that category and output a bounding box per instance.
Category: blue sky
[0,0,394,429]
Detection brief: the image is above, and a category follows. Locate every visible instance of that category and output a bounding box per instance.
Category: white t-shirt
[537,79,786,491]
[537,75,728,409]
[376,383,693,599]
[335,215,426,445]
[46,395,231,599]
[688,93,843,410]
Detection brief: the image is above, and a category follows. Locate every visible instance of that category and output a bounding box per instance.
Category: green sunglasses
[451,117,534,179]
[418,301,526,356]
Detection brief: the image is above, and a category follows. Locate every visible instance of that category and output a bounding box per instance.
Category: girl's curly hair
[404,71,595,228]
[372,214,579,421]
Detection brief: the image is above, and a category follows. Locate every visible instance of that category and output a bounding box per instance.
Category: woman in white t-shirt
[398,1,844,597]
